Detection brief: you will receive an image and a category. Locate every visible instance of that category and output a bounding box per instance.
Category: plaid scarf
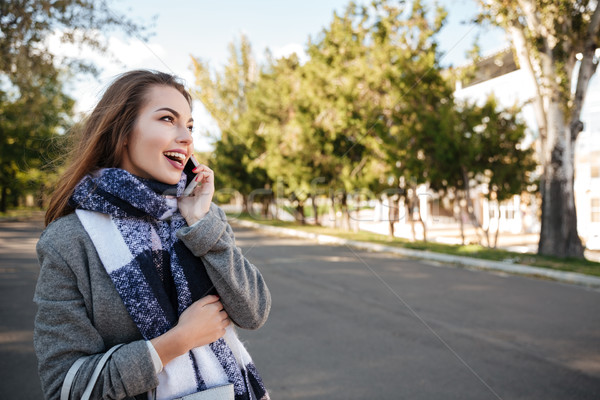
[70,168,267,400]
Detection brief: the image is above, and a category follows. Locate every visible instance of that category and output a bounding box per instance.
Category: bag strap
[60,357,86,400]
[60,344,125,400]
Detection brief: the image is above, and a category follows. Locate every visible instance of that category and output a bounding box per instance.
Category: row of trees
[192,0,536,248]
[193,0,600,258]
[2,0,597,259]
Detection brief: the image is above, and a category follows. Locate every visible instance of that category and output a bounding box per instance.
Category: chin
[165,177,182,185]
[153,174,181,185]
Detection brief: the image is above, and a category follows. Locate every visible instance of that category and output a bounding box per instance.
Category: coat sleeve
[33,225,159,400]
[176,203,271,330]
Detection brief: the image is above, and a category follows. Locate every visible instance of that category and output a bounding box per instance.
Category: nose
[175,125,193,146]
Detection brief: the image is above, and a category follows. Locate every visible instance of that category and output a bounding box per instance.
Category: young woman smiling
[35,70,271,400]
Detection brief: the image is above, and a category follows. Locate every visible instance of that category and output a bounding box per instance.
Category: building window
[592,198,600,223]
[592,164,600,178]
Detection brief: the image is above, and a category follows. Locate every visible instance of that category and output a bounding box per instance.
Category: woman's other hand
[150,295,229,366]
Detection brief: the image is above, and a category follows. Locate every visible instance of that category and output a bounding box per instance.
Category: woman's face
[120,85,194,185]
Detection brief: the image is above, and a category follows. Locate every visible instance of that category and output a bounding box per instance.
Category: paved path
[235,226,600,399]
[1,219,599,399]
[0,219,45,399]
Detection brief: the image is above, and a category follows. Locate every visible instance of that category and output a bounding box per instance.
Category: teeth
[163,151,186,161]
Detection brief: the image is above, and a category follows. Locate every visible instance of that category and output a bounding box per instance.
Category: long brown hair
[45,70,192,226]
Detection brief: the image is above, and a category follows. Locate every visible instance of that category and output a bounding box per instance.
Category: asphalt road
[0,219,45,400]
[1,218,599,399]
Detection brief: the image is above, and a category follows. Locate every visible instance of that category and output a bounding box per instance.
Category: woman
[34,70,271,400]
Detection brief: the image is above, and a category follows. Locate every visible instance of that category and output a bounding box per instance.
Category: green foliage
[191,35,271,204]
[1,0,149,86]
[476,0,599,115]
[193,0,538,235]
[0,0,151,211]
[0,74,74,211]
[431,96,536,198]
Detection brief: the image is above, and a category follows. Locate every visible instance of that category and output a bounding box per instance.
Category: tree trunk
[262,195,270,219]
[408,197,416,241]
[271,196,278,220]
[493,213,501,249]
[461,168,485,246]
[295,201,306,225]
[242,195,249,213]
[534,120,583,257]
[412,189,427,242]
[0,186,6,213]
[536,96,584,257]
[505,18,590,259]
[37,183,46,208]
[340,193,350,231]
[388,196,398,238]
[352,193,360,233]
[311,194,320,225]
[329,194,337,228]
[456,198,465,245]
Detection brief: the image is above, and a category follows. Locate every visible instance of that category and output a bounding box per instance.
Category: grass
[229,212,600,278]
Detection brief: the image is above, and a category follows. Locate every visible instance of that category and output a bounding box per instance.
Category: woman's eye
[187,126,194,133]
[160,116,174,123]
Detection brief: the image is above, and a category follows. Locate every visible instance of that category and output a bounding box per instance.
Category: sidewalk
[286,206,600,262]
[231,217,600,290]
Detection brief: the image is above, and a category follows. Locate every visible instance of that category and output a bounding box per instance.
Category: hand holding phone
[178,156,215,225]
[183,155,201,196]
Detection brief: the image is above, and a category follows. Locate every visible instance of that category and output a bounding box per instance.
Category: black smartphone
[182,155,200,196]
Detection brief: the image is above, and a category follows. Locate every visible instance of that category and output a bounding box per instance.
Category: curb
[232,219,600,289]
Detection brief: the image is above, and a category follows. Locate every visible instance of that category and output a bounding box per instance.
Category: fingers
[192,163,212,173]
[219,308,229,322]
[196,294,220,307]
[192,164,214,183]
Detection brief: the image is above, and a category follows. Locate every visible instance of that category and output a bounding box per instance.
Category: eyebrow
[155,107,194,123]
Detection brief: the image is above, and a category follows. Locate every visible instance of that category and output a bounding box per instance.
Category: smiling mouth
[163,151,186,166]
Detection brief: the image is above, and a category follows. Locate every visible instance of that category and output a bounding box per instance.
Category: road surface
[1,218,599,399]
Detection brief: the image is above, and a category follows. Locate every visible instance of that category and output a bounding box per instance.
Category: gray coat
[34,203,271,400]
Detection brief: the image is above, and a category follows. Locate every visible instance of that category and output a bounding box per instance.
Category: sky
[56,0,508,151]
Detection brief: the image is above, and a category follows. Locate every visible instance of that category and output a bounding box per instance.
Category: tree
[0,74,74,211]
[246,54,312,222]
[451,98,536,247]
[477,0,600,258]
[296,4,372,227]
[423,96,536,248]
[1,0,150,211]
[191,35,269,211]
[367,0,451,240]
[1,0,149,87]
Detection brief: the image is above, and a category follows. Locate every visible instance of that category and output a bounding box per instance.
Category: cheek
[132,131,168,158]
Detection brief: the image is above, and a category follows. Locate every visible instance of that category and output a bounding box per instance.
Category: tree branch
[516,0,545,42]
[570,4,600,140]
[507,21,548,145]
